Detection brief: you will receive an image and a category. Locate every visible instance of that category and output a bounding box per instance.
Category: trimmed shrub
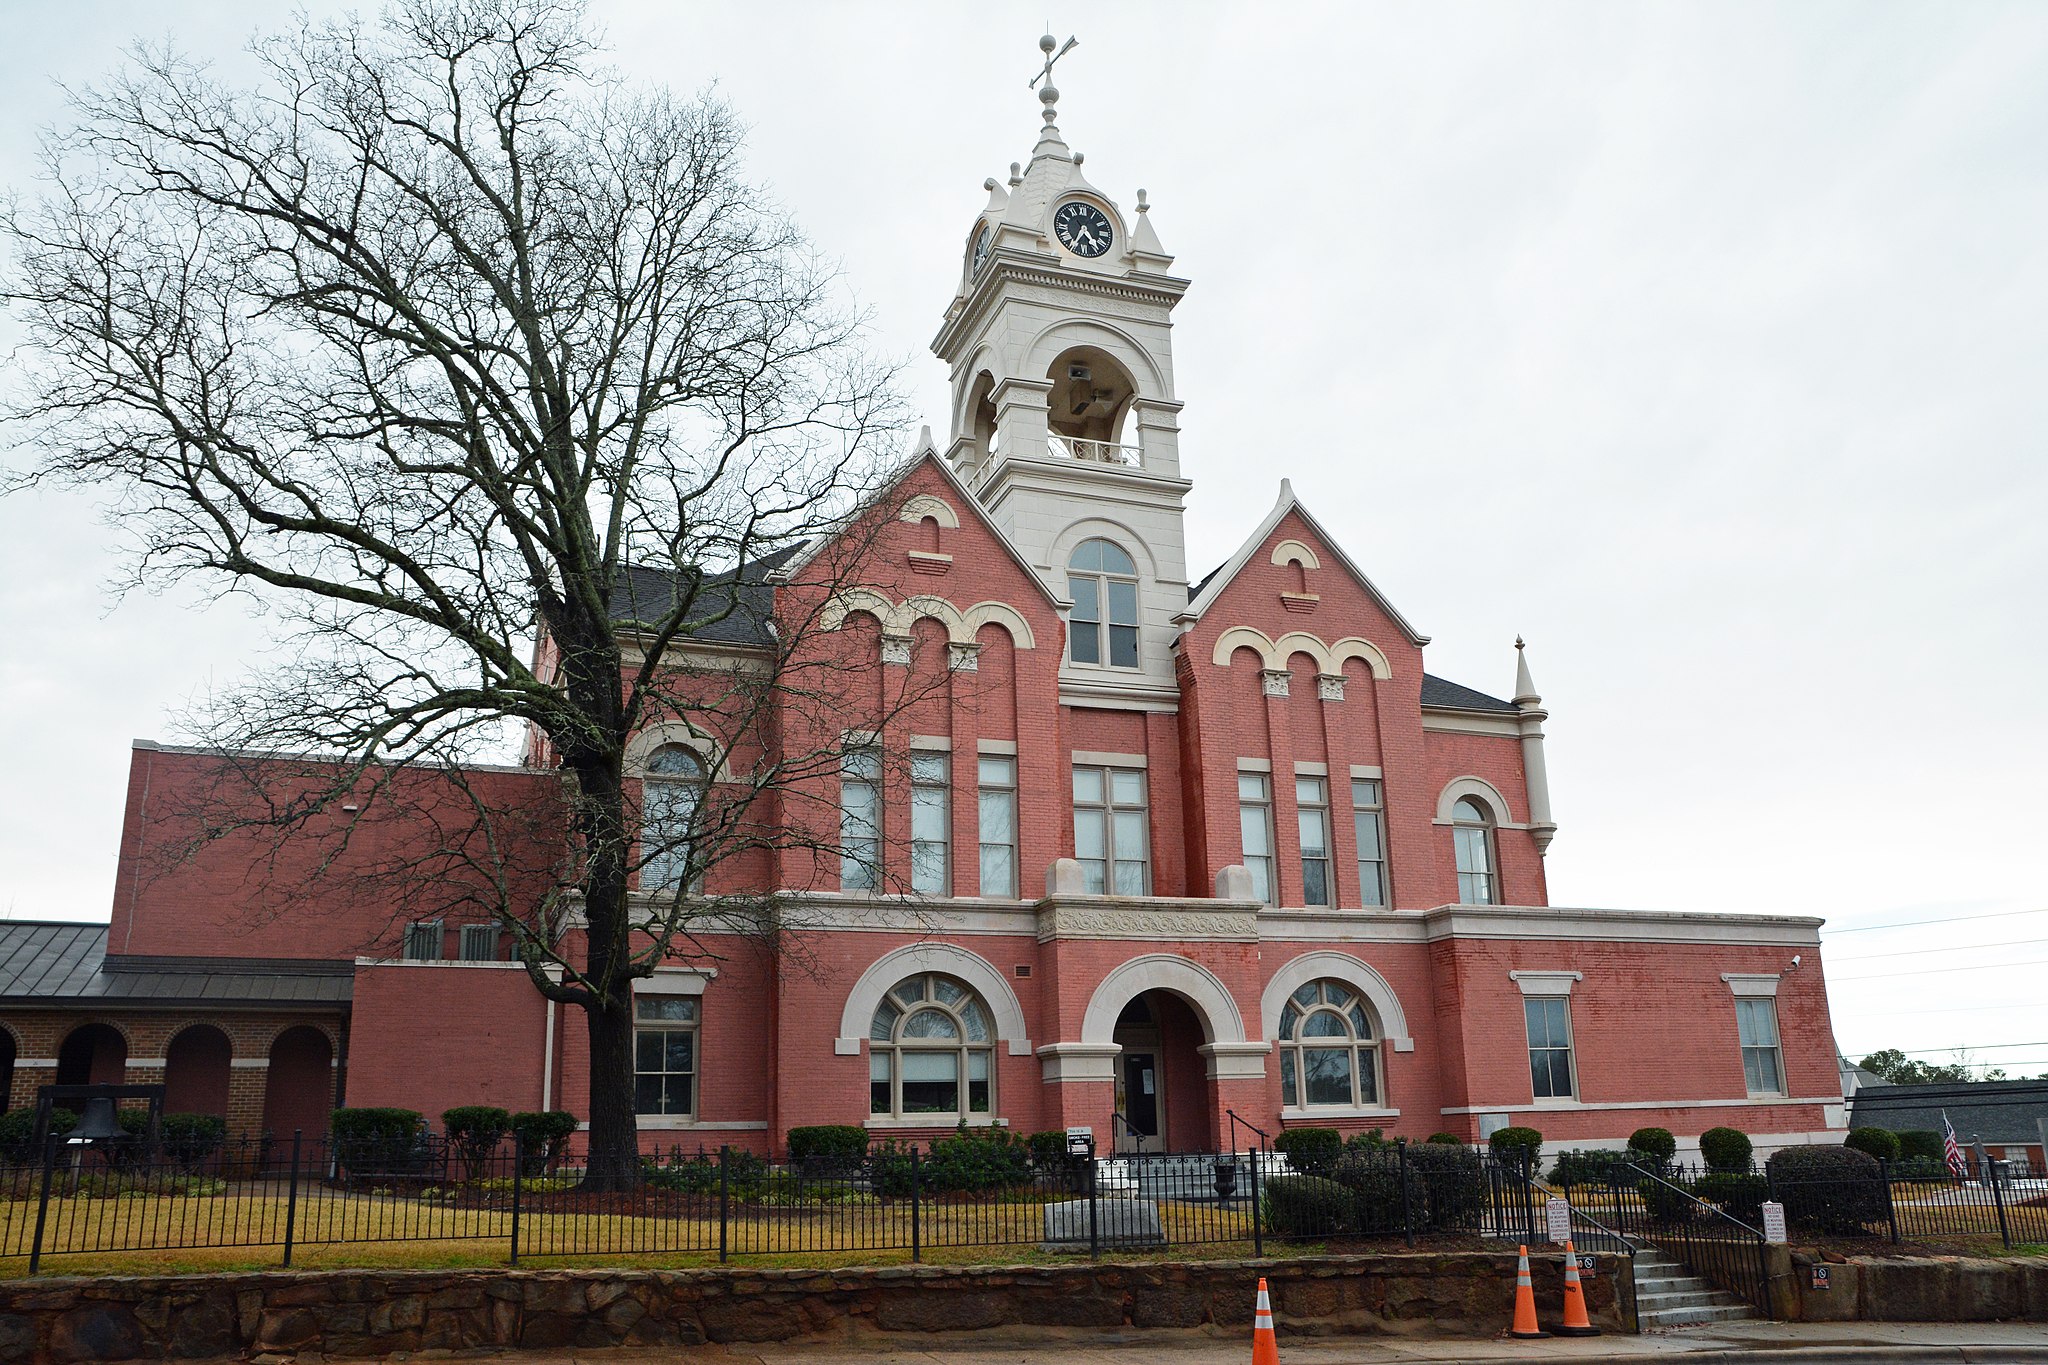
[1275,1126,1343,1176]
[866,1139,915,1198]
[1426,1132,1464,1145]
[1343,1127,1390,1154]
[1407,1139,1487,1231]
[1767,1144,1890,1235]
[509,1111,579,1175]
[642,1145,766,1197]
[331,1107,426,1179]
[1700,1126,1754,1174]
[1845,1126,1901,1162]
[0,1109,78,1163]
[924,1128,1032,1192]
[160,1113,228,1171]
[1026,1130,1088,1192]
[1628,1127,1678,1164]
[787,1125,868,1175]
[1548,1148,1634,1188]
[1334,1151,1427,1235]
[441,1106,511,1183]
[1488,1126,1544,1170]
[1639,1170,1699,1223]
[1897,1130,1943,1163]
[1693,1171,1770,1226]
[1262,1174,1352,1238]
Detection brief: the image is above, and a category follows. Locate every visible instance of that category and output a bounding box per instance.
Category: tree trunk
[582,987,640,1190]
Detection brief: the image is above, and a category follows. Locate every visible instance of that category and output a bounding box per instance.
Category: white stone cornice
[1423,905,1824,948]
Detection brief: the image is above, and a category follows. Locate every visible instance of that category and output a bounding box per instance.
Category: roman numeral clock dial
[1053,201,1115,258]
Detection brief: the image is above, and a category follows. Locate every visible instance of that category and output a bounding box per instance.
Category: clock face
[1053,201,1115,258]
[971,225,992,273]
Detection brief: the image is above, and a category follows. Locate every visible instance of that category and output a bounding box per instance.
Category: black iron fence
[0,1132,1557,1274]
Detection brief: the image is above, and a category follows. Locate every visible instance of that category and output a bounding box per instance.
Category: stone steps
[1631,1250,1757,1327]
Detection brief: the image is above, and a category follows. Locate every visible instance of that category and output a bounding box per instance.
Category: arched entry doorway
[55,1023,127,1088]
[164,1025,233,1117]
[261,1027,334,1140]
[1080,955,1267,1154]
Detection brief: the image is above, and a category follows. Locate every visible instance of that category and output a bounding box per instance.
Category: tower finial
[1028,32,1079,160]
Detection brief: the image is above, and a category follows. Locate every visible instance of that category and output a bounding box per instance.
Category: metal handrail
[1619,1161,1773,1320]
[1047,433,1142,466]
[1225,1108,1269,1153]
[1627,1161,1765,1239]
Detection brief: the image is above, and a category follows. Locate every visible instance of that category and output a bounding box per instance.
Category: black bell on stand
[71,1096,124,1142]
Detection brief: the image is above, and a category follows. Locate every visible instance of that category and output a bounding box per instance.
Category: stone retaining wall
[0,1252,1630,1361]
[1767,1248,2048,1322]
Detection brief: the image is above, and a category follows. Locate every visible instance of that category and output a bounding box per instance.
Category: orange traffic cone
[1252,1277,1280,1365]
[1555,1240,1601,1337]
[1509,1245,1548,1339]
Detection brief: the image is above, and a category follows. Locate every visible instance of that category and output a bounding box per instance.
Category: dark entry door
[1122,1051,1159,1149]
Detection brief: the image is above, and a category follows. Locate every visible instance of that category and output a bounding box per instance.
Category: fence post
[1398,1139,1416,1248]
[1986,1156,2013,1250]
[1521,1150,1537,1243]
[509,1129,523,1266]
[1248,1146,1263,1259]
[1880,1157,1899,1245]
[282,1130,303,1269]
[717,1145,730,1264]
[27,1133,57,1277]
[909,1149,922,1263]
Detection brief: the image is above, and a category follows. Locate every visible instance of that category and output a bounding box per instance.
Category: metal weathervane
[1031,33,1078,90]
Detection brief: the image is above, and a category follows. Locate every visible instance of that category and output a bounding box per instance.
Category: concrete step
[1636,1289,1727,1311]
[1640,1302,1755,1327]
[1635,1275,1714,1294]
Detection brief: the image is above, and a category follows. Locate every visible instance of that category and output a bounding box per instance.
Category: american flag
[1942,1111,1968,1179]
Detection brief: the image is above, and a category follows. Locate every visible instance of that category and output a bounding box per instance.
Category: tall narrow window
[910,752,950,895]
[1237,773,1275,903]
[457,924,499,962]
[840,747,881,891]
[633,995,698,1116]
[977,756,1018,898]
[1072,765,1150,894]
[1067,539,1140,668]
[1736,998,1784,1095]
[402,921,442,961]
[1452,797,1496,905]
[869,973,995,1120]
[1276,981,1382,1109]
[1297,777,1332,907]
[1352,779,1388,907]
[1525,996,1576,1099]
[641,744,704,892]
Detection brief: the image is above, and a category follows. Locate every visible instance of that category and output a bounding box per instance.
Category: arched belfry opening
[1046,346,1136,460]
[964,370,999,471]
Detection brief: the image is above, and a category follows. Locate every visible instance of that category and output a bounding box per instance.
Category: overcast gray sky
[2,1,2043,1076]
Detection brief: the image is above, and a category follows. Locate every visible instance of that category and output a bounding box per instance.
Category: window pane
[1524,998,1548,1047]
[1280,1049,1297,1106]
[1113,809,1146,856]
[1278,1004,1299,1041]
[1111,770,1146,805]
[1071,540,1103,573]
[1302,1010,1348,1038]
[979,788,1015,843]
[911,841,946,894]
[1073,768,1104,805]
[895,977,927,1003]
[1240,805,1271,857]
[843,749,880,781]
[870,1002,899,1041]
[1353,810,1382,860]
[968,1050,991,1113]
[1351,779,1380,807]
[870,1052,891,1114]
[979,844,1015,898]
[978,756,1015,787]
[1069,574,1100,621]
[647,745,701,777]
[1349,1005,1372,1038]
[1293,984,1319,1008]
[960,1000,990,1042]
[911,752,947,783]
[1074,809,1107,860]
[1298,809,1328,854]
[1109,624,1139,668]
[1238,773,1268,801]
[637,996,696,1022]
[902,1009,959,1039]
[1097,542,1136,575]
[635,1032,664,1071]
[634,1075,664,1114]
[665,1032,695,1072]
[912,787,946,838]
[1071,619,1101,664]
[933,977,965,1005]
[1302,860,1329,906]
[1113,859,1147,895]
[1078,859,1107,893]
[900,1052,959,1113]
[1454,797,1487,824]
[1295,778,1324,807]
[1357,1056,1378,1105]
[1246,855,1270,904]
[1304,1049,1352,1105]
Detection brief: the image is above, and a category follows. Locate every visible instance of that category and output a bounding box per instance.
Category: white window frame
[1067,539,1141,670]
[976,756,1018,898]
[1351,778,1388,908]
[633,994,699,1118]
[1276,980,1384,1110]
[1072,764,1150,894]
[1238,772,1275,904]
[640,744,706,893]
[1297,776,1332,907]
[1735,996,1785,1097]
[1452,797,1497,905]
[868,973,996,1121]
[840,746,882,891]
[1524,995,1576,1101]
[910,752,950,896]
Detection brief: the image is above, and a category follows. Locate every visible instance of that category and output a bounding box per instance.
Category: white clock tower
[931,36,1193,711]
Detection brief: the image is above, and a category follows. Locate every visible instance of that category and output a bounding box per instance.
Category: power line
[1828,936,2048,963]
[1830,956,2048,983]
[1825,907,2047,936]
[1882,1041,2048,1055]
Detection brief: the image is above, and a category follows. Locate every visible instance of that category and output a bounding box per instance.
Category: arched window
[868,973,995,1120]
[642,745,704,892]
[1276,981,1381,1109]
[1452,797,1496,905]
[1067,539,1139,668]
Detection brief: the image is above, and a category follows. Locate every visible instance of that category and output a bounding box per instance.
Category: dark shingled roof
[1419,675,1517,713]
[606,547,802,648]
[0,921,352,1008]
[1849,1080,2048,1146]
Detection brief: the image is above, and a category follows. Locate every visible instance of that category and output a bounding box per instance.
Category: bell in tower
[931,34,1194,710]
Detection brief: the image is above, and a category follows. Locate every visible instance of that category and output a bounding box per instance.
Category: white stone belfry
[932,34,1193,710]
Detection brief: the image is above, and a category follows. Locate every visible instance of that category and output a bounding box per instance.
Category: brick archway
[262,1026,334,1141]
[56,1022,127,1088]
[164,1024,233,1118]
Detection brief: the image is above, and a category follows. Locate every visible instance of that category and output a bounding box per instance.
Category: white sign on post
[1761,1201,1788,1245]
[1065,1126,1093,1157]
[1546,1197,1571,1245]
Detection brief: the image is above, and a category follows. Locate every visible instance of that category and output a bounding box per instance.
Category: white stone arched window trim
[819,590,1037,651]
[1208,626,1391,681]
[1045,517,1158,589]
[1270,539,1321,570]
[1073,953,1267,1082]
[1022,317,1167,399]
[835,943,1033,1058]
[899,494,960,529]
[1434,775,1517,827]
[1261,952,1415,1055]
[625,723,729,784]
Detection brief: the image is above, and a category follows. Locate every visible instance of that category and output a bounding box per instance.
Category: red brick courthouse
[0,72,1847,1164]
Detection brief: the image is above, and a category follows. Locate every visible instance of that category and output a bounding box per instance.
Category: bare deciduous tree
[3,0,925,1185]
